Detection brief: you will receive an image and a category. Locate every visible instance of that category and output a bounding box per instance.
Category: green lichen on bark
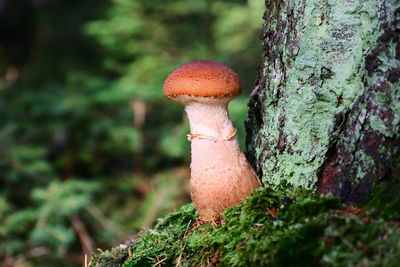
[246,0,400,200]
[90,185,400,267]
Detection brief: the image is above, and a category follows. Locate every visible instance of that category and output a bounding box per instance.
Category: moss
[363,154,400,221]
[90,185,400,266]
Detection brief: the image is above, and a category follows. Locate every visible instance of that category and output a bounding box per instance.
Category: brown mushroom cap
[163,60,241,98]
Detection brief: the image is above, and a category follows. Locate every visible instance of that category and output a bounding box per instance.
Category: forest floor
[90,182,400,266]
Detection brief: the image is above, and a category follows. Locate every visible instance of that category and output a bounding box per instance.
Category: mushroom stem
[185,100,234,141]
[184,100,261,221]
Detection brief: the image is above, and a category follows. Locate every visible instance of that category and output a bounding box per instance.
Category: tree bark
[246,0,400,202]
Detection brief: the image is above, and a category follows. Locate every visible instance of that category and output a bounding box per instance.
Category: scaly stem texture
[185,102,260,220]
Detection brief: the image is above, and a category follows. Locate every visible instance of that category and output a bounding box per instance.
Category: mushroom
[163,59,261,221]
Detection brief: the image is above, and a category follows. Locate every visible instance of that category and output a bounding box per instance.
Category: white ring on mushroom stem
[187,128,237,142]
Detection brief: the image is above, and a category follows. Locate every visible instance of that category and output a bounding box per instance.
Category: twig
[154,256,167,267]
[175,253,183,267]
[69,214,94,255]
[236,237,249,249]
[182,220,192,239]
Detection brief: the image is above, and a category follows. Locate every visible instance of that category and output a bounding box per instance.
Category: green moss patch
[90,186,400,266]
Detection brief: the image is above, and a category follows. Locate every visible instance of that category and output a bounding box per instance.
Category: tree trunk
[246,0,400,202]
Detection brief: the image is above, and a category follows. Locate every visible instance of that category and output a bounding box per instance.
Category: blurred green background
[0,0,263,265]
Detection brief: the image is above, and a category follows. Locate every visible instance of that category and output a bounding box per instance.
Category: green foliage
[91,186,400,267]
[0,0,263,265]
